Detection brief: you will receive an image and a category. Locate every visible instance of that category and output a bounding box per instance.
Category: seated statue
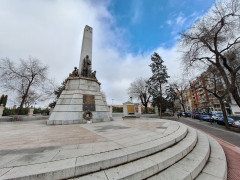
[91,71,96,79]
[69,67,79,77]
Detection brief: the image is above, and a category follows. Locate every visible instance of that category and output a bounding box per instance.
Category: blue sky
[108,0,215,53]
[0,0,216,105]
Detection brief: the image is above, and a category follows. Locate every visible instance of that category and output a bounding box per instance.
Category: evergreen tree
[49,78,68,108]
[0,94,4,105]
[165,85,178,116]
[148,52,169,118]
[2,95,8,107]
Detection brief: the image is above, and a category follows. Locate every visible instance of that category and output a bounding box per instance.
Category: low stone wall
[0,115,49,122]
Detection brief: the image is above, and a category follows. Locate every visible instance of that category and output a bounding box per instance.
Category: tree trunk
[159,106,162,118]
[19,81,32,114]
[219,99,229,128]
[181,103,186,112]
[230,87,240,108]
[144,104,148,114]
[216,63,240,108]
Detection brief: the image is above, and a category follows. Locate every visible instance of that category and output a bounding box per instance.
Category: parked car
[199,114,212,121]
[211,113,223,122]
[185,112,191,117]
[232,120,240,128]
[192,112,200,119]
[216,117,235,126]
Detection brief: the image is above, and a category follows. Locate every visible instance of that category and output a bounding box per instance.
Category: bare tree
[0,57,48,113]
[128,78,151,113]
[170,79,189,113]
[180,0,240,107]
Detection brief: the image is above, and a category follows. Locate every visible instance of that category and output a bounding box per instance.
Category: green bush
[3,107,28,116]
[112,106,123,113]
[2,107,50,116]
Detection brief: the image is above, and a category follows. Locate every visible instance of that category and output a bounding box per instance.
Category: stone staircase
[72,127,227,180]
[0,120,227,180]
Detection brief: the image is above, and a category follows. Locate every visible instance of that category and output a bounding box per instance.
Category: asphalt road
[166,117,240,147]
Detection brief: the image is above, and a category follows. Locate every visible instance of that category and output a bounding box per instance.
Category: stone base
[47,77,112,125]
[48,112,113,125]
[47,118,113,125]
[123,115,140,119]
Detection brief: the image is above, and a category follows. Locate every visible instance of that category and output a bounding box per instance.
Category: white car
[211,113,223,122]
[232,120,240,128]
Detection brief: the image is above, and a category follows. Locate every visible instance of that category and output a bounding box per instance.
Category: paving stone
[196,172,223,180]
[75,149,128,176]
[0,168,12,177]
[0,154,22,169]
[51,148,92,161]
[148,165,191,180]
[5,150,59,167]
[71,171,108,180]
[0,158,76,180]
[201,158,227,179]
[105,157,158,180]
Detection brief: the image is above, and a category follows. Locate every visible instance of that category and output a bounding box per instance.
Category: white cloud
[0,0,182,106]
[176,16,186,26]
[166,20,172,25]
[130,1,143,24]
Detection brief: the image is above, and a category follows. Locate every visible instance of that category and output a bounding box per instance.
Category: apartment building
[189,67,240,115]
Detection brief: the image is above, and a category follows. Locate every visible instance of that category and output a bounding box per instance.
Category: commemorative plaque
[83,94,96,111]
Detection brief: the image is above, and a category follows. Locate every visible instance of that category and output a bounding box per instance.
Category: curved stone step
[73,123,188,177]
[147,130,210,180]
[72,127,197,180]
[196,136,227,180]
[0,123,188,180]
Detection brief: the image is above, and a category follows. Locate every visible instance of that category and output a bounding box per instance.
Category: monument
[47,25,112,125]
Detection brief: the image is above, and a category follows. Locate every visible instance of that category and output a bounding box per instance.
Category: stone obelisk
[79,25,92,76]
[47,25,112,125]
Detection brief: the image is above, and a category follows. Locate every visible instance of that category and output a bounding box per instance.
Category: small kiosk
[123,101,137,118]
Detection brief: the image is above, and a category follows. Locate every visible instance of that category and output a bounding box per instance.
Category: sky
[0,0,215,106]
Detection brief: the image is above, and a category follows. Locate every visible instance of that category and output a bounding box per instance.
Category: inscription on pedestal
[83,94,95,111]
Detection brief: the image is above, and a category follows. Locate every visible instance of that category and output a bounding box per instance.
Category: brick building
[189,66,239,115]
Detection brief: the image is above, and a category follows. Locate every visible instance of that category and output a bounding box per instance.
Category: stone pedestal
[109,105,113,114]
[0,104,4,117]
[138,104,142,115]
[155,106,159,116]
[28,107,34,116]
[49,108,54,115]
[47,77,112,125]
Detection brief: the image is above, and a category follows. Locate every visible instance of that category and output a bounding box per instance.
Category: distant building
[189,66,240,115]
